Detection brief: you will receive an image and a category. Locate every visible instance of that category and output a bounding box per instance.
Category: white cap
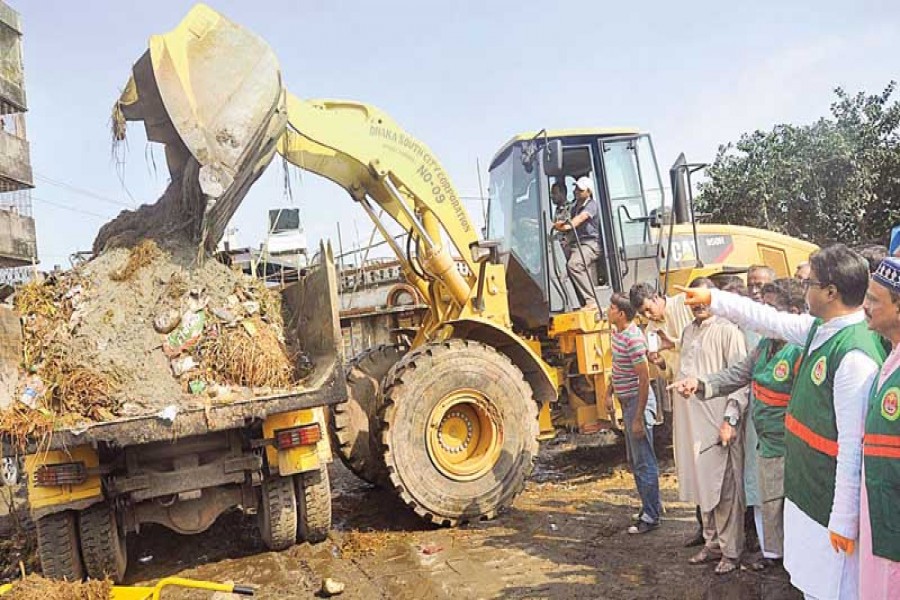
[575,176,594,195]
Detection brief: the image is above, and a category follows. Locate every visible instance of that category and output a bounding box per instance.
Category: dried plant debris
[2,574,111,600]
[109,239,162,282]
[2,239,309,442]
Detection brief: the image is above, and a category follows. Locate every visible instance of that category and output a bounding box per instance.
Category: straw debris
[109,239,162,282]
[2,574,111,600]
[2,239,308,442]
[200,315,294,388]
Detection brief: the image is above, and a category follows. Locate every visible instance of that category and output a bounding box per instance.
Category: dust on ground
[100,438,803,600]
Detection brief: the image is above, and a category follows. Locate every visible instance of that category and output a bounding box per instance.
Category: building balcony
[0,128,31,189]
[0,2,25,114]
[0,189,36,268]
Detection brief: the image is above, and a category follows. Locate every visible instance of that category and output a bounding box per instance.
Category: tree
[696,83,900,246]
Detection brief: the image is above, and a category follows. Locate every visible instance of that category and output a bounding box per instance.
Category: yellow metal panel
[523,337,541,356]
[491,128,642,166]
[537,400,555,441]
[24,445,101,511]
[575,332,603,374]
[263,409,321,476]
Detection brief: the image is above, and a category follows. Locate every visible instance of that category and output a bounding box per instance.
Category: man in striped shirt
[606,293,661,534]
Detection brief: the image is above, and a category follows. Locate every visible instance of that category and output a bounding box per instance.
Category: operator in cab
[553,176,601,307]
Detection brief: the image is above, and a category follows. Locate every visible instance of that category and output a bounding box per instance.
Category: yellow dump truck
[7,248,345,584]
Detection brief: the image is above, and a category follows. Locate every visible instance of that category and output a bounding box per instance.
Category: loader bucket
[114,3,287,252]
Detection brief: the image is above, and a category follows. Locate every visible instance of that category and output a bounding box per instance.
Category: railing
[0,188,31,217]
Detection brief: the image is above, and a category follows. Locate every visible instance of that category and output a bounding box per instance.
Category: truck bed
[21,243,346,453]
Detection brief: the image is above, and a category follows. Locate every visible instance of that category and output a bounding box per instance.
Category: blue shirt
[570,196,600,241]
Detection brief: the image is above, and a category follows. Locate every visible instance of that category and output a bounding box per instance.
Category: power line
[31,195,114,220]
[34,172,137,210]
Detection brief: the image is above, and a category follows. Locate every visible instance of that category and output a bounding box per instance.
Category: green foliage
[696,83,900,246]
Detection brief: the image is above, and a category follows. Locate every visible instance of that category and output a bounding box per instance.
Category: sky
[12,0,900,269]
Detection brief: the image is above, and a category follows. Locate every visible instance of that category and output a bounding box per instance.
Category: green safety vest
[864,361,900,562]
[750,339,804,458]
[783,320,886,527]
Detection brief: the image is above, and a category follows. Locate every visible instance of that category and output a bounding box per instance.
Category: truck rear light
[275,424,321,449]
[34,462,87,487]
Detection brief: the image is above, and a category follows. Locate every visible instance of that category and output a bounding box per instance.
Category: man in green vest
[858,256,900,599]
[679,244,885,600]
[671,278,806,571]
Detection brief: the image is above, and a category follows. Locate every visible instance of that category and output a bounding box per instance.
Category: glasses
[801,279,828,290]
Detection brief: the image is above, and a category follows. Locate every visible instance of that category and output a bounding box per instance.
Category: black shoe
[628,520,660,535]
[684,530,705,547]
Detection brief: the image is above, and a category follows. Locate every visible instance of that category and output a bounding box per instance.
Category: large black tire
[258,475,297,551]
[380,339,539,526]
[333,345,407,484]
[295,467,331,543]
[36,511,84,581]
[78,502,127,583]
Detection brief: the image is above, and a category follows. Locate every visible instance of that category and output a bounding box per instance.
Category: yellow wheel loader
[104,4,815,532]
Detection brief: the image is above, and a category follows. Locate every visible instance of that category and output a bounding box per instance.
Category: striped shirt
[611,322,648,398]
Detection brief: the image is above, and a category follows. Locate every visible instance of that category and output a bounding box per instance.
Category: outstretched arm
[681,287,814,346]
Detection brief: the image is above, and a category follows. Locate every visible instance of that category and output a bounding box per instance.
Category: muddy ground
[1,435,802,599]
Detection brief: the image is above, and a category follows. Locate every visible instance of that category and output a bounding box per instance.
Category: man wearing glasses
[679,244,886,600]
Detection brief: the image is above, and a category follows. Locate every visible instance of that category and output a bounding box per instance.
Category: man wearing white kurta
[680,245,885,600]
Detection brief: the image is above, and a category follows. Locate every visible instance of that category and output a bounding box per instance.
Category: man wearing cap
[859,257,900,599]
[678,244,886,600]
[553,176,602,307]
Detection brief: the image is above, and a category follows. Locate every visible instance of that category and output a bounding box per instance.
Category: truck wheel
[380,340,539,526]
[36,511,85,581]
[258,475,297,551]
[78,502,127,583]
[295,467,331,543]
[334,345,406,485]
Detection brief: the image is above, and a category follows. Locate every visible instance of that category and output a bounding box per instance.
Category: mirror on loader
[543,139,563,177]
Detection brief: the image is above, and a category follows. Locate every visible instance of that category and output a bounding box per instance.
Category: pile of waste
[2,239,306,448]
[2,574,111,600]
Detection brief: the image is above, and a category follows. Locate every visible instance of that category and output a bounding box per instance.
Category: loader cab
[486,129,666,330]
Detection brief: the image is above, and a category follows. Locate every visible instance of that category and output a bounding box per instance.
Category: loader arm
[110,4,556,400]
[277,94,493,336]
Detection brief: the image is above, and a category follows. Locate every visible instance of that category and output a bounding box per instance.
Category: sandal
[688,547,722,565]
[741,555,781,572]
[715,557,739,575]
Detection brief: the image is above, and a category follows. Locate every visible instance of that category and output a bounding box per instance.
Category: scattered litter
[2,237,307,444]
[138,553,153,564]
[170,356,197,377]
[420,543,444,556]
[320,578,345,597]
[156,405,179,423]
[212,307,238,325]
[18,375,44,409]
[153,308,181,334]
[242,300,260,316]
[163,310,206,357]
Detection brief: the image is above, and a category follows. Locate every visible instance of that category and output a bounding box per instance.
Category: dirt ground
[0,434,803,599]
[0,434,794,600]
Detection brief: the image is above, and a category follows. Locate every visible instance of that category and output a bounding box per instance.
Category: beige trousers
[701,456,746,560]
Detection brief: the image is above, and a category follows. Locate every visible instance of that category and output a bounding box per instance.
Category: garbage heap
[2,239,306,447]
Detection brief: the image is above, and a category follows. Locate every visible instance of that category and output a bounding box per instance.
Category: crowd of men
[605,244,900,599]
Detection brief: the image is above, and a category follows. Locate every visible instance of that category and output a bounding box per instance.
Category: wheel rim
[426,389,503,481]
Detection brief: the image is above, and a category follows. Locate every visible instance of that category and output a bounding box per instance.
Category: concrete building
[0,1,37,273]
